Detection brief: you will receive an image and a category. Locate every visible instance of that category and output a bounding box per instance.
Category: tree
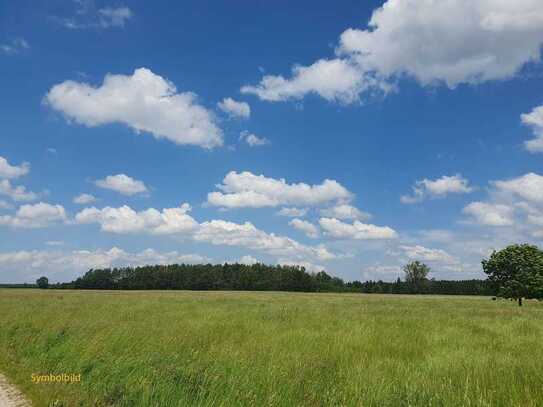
[36,276,49,289]
[482,244,543,306]
[403,261,430,293]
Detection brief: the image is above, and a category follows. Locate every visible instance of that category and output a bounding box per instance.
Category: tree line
[32,244,543,305]
[42,262,495,295]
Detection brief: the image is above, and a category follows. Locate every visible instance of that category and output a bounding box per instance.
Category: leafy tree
[403,261,431,293]
[36,276,49,289]
[482,244,543,306]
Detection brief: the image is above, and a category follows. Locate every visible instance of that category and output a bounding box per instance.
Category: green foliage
[1,290,542,406]
[36,276,49,289]
[482,244,543,305]
[403,261,431,293]
[55,263,496,296]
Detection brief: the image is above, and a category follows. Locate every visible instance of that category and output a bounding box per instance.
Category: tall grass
[0,289,542,406]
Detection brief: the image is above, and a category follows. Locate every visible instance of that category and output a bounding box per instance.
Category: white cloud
[521,104,543,153]
[401,174,473,204]
[462,201,514,226]
[98,7,133,28]
[73,193,97,204]
[319,217,398,240]
[75,203,336,262]
[95,174,148,196]
[44,68,223,149]
[0,200,12,210]
[399,245,458,264]
[277,258,325,273]
[0,247,209,283]
[238,255,259,265]
[218,98,250,119]
[277,207,308,217]
[241,58,372,103]
[493,172,543,203]
[0,156,30,179]
[289,218,320,239]
[239,131,270,147]
[243,0,543,103]
[0,38,29,55]
[75,203,197,234]
[194,219,335,261]
[0,202,67,229]
[57,5,133,30]
[319,204,370,220]
[207,171,353,209]
[0,180,38,202]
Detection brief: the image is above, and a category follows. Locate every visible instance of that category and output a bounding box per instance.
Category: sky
[1,0,543,283]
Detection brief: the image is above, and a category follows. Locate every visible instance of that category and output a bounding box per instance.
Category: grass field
[0,289,542,406]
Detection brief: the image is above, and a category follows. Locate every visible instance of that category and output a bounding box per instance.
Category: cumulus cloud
[319,217,398,240]
[207,171,352,209]
[462,202,514,226]
[75,203,336,262]
[493,172,543,203]
[241,58,372,103]
[319,204,370,220]
[218,98,250,119]
[399,245,458,265]
[0,202,67,228]
[277,207,308,217]
[401,174,473,204]
[95,174,148,196]
[0,247,209,283]
[0,180,38,202]
[194,219,335,261]
[73,193,97,204]
[0,156,30,179]
[239,131,270,147]
[289,218,320,238]
[0,200,12,210]
[44,68,223,149]
[521,104,543,153]
[243,0,543,103]
[75,203,197,234]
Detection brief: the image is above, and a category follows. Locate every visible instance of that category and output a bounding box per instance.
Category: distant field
[0,290,542,406]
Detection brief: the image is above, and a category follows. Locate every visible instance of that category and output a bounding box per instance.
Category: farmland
[0,289,542,406]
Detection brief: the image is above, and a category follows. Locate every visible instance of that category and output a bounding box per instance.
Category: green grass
[0,289,542,406]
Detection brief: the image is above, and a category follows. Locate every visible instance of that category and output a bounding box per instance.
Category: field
[0,290,542,406]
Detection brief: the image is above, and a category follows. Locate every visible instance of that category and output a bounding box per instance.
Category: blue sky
[2,0,543,283]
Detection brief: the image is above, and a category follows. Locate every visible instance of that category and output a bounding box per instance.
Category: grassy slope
[0,289,542,406]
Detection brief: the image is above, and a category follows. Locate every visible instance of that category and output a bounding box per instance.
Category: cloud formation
[401,174,473,204]
[218,98,250,119]
[95,174,148,196]
[239,131,270,147]
[44,68,223,149]
[207,171,352,209]
[243,0,543,103]
[289,218,320,238]
[521,104,543,153]
[319,217,398,240]
[0,202,67,228]
[73,193,97,204]
[0,157,30,179]
[0,247,209,283]
[75,203,336,262]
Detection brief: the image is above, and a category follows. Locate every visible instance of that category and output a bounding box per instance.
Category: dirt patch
[0,374,30,407]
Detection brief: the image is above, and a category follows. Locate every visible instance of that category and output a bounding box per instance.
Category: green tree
[482,244,543,306]
[403,261,430,293]
[36,276,49,289]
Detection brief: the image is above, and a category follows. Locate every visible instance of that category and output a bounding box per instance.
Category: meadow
[0,289,542,406]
